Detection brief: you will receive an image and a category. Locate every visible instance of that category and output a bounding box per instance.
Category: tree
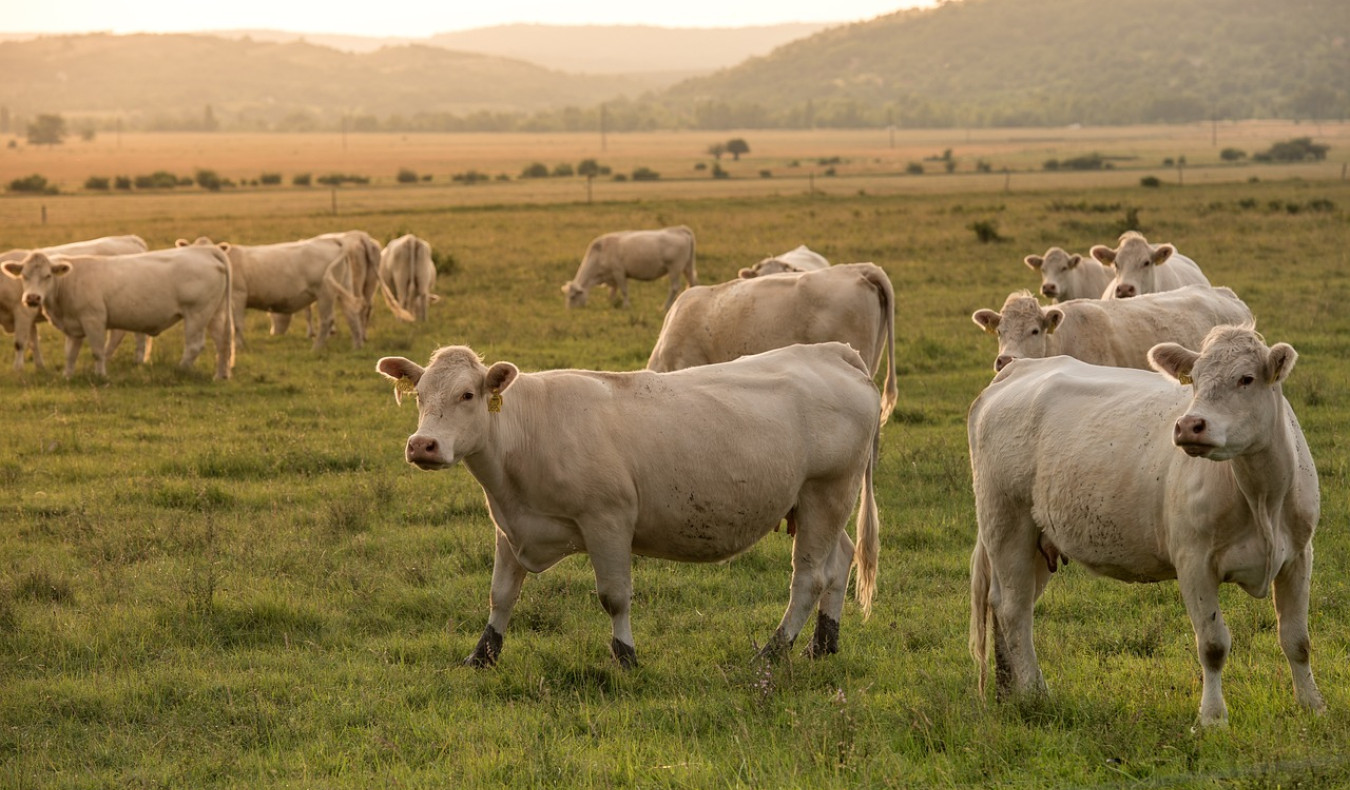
[706,142,725,160]
[203,104,219,132]
[27,114,66,146]
[725,138,750,161]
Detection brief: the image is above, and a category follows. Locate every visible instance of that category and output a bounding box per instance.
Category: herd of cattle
[2,222,1324,727]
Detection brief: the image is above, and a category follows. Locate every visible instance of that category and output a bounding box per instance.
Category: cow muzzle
[406,434,451,469]
[1173,415,1214,457]
[1114,284,1137,299]
[22,293,41,308]
[994,354,1015,372]
[1041,284,1057,298]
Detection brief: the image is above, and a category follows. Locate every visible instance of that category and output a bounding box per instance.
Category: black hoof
[463,625,503,668]
[611,639,638,670]
[804,614,840,659]
[755,628,794,662]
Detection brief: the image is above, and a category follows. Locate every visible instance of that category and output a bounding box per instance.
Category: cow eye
[1030,328,1039,336]
[460,391,474,402]
[1239,374,1255,386]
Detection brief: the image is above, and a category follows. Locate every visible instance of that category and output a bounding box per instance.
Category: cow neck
[460,377,534,490]
[1225,394,1298,595]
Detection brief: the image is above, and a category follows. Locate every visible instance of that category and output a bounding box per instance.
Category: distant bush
[818,156,842,166]
[1042,159,1060,171]
[693,162,707,171]
[759,170,773,178]
[552,163,574,177]
[293,173,312,186]
[431,249,458,276]
[1060,153,1106,170]
[396,168,419,183]
[711,164,730,179]
[520,162,549,179]
[260,172,283,185]
[612,173,629,182]
[975,160,993,173]
[8,173,55,194]
[195,169,224,191]
[134,171,180,189]
[1162,157,1175,167]
[316,173,369,186]
[495,173,511,181]
[631,167,660,181]
[906,162,924,175]
[452,170,491,184]
[1220,148,1246,162]
[1140,175,1163,188]
[84,176,111,190]
[1252,137,1329,162]
[823,167,837,177]
[968,219,1006,243]
[114,175,132,190]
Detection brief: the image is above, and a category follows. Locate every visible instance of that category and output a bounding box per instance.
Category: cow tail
[970,540,992,699]
[378,253,416,323]
[685,226,698,287]
[865,263,898,423]
[853,411,881,619]
[218,247,236,373]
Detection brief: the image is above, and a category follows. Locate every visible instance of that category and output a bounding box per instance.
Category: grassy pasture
[0,128,1349,787]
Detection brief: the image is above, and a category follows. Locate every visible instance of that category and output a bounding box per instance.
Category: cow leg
[178,312,209,371]
[208,301,233,380]
[610,273,629,308]
[313,294,336,350]
[663,271,682,311]
[1272,546,1325,713]
[13,314,31,372]
[982,512,1048,699]
[587,534,638,669]
[1177,560,1230,727]
[61,334,83,378]
[806,530,855,658]
[762,490,854,660]
[136,334,153,365]
[466,529,529,668]
[89,329,111,378]
[305,305,317,338]
[269,311,291,336]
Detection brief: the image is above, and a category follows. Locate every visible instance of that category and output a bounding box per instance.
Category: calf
[1092,231,1209,299]
[1023,247,1112,301]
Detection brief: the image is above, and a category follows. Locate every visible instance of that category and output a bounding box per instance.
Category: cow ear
[485,361,519,394]
[1090,244,1116,265]
[1265,343,1298,385]
[1023,255,1044,271]
[1148,343,1199,383]
[217,242,231,252]
[737,267,756,278]
[560,283,572,294]
[1044,307,1065,334]
[972,309,1001,334]
[1151,244,1175,266]
[50,260,73,276]
[1,261,21,279]
[376,357,424,405]
[1066,254,1081,270]
[175,239,190,247]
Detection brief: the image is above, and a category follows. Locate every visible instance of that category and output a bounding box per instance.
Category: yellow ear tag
[1178,372,1193,386]
[488,389,503,413]
[393,377,417,404]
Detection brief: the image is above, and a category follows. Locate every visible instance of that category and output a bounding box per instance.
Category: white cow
[1092,231,1210,299]
[2,247,234,379]
[378,233,437,322]
[1023,247,1112,301]
[377,342,881,668]
[968,327,1325,726]
[648,262,898,422]
[317,230,382,329]
[738,244,830,278]
[562,226,697,310]
[972,286,1252,372]
[1,235,149,371]
[179,236,364,350]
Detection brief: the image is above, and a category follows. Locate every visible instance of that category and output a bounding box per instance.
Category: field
[2,126,1349,788]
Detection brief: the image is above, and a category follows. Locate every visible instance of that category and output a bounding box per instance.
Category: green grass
[1,176,1348,787]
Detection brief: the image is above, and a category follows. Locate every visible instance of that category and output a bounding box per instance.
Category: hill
[661,0,1350,127]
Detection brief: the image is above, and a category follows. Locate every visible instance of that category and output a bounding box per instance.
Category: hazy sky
[5,1,935,37]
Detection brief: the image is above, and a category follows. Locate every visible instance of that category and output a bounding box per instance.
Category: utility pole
[600,104,607,153]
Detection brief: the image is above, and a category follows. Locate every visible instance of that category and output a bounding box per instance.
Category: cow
[377,233,437,322]
[376,342,881,669]
[317,230,382,329]
[737,244,830,278]
[1092,231,1210,299]
[562,226,696,310]
[1,235,149,371]
[967,326,1326,727]
[1,247,234,379]
[1023,247,1112,301]
[971,285,1252,372]
[647,262,898,422]
[178,236,364,350]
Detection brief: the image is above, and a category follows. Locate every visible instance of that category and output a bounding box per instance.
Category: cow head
[176,236,231,253]
[1,252,71,310]
[972,292,1062,372]
[1092,231,1175,299]
[1025,247,1081,300]
[1149,325,1295,462]
[740,258,795,279]
[561,281,587,308]
[377,346,519,470]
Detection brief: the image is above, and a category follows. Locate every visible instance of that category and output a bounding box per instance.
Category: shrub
[631,167,660,181]
[134,171,179,189]
[396,168,419,183]
[1140,176,1162,188]
[293,173,312,186]
[1253,137,1329,162]
[1042,159,1061,170]
[968,219,1005,243]
[84,176,111,191]
[114,175,132,190]
[612,173,628,182]
[452,170,491,184]
[693,162,708,171]
[520,162,549,178]
[552,163,574,177]
[975,160,992,173]
[1220,148,1246,162]
[1060,153,1105,170]
[8,174,55,194]
[195,169,224,191]
[711,164,730,179]
[316,173,369,186]
[759,170,773,178]
[823,167,837,177]
[906,162,924,175]
[260,172,282,185]
[431,249,458,276]
[1163,157,1175,167]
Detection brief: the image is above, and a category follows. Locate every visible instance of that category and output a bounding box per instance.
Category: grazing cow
[1092,231,1209,299]
[562,226,696,310]
[377,342,881,668]
[648,262,898,421]
[378,234,437,322]
[179,236,364,350]
[2,247,234,379]
[1023,247,1112,301]
[738,244,830,278]
[1,235,149,371]
[968,327,1325,726]
[317,230,382,329]
[971,285,1252,372]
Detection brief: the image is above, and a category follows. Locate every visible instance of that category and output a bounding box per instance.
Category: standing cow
[968,327,1325,726]
[1023,247,1112,301]
[377,342,881,668]
[972,286,1253,372]
[1092,231,1209,299]
[738,244,830,278]
[2,247,234,379]
[378,233,437,322]
[1,235,149,371]
[562,226,697,310]
[648,262,898,422]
